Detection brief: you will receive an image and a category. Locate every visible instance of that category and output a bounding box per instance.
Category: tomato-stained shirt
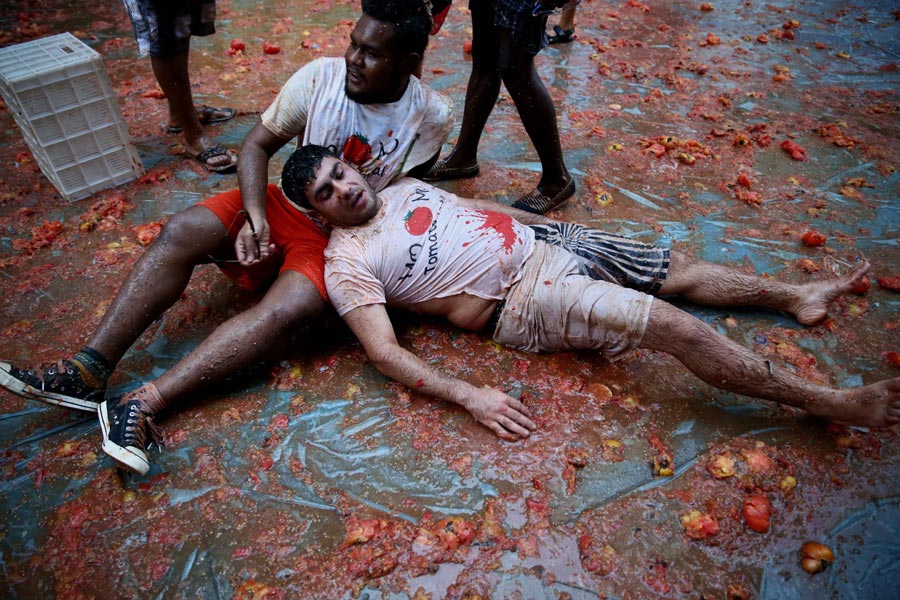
[324,179,535,317]
[262,57,453,193]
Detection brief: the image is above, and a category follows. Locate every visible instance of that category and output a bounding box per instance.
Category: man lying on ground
[0,0,452,475]
[280,144,900,440]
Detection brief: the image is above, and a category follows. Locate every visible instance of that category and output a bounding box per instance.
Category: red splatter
[475,211,518,253]
[136,222,163,246]
[885,352,900,367]
[415,379,424,387]
[270,414,290,429]
[232,546,252,559]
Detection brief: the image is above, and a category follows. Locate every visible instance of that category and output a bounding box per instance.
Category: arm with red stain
[342,304,537,440]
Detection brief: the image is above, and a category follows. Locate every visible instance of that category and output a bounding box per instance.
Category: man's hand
[464,387,537,441]
[235,216,275,265]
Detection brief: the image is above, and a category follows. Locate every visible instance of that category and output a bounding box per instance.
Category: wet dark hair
[361,0,431,57]
[281,144,339,210]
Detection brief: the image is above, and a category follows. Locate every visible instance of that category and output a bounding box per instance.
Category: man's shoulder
[290,56,342,80]
[408,77,452,115]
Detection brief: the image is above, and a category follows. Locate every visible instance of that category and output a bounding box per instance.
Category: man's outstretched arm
[342,304,537,440]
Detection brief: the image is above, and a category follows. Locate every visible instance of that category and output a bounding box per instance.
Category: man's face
[306,156,380,227]
[344,15,413,104]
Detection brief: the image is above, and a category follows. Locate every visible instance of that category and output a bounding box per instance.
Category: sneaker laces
[29,359,74,387]
[123,398,163,449]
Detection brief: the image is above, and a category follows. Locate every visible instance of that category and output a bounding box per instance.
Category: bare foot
[793,260,870,325]
[809,378,900,427]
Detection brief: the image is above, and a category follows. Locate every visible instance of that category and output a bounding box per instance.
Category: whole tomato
[801,230,826,247]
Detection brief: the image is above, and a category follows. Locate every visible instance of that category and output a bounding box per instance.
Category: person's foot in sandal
[422,158,480,182]
[185,137,238,174]
[166,105,236,133]
[512,178,575,214]
[548,25,575,45]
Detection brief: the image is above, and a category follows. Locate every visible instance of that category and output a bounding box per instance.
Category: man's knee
[641,299,708,354]
[256,272,326,330]
[156,207,224,247]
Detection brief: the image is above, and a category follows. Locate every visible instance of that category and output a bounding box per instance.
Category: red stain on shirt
[416,379,424,387]
[475,211,518,252]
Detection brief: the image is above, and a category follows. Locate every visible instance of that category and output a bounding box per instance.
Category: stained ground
[0,0,898,599]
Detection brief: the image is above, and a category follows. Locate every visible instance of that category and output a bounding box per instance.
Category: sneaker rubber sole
[98,401,150,476]
[0,361,99,413]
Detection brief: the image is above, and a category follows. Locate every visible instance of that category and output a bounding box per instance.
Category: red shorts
[199,185,328,300]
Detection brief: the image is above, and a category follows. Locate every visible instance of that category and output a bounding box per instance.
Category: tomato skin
[743,494,771,533]
[780,139,808,161]
[230,39,245,52]
[876,276,900,292]
[262,41,281,55]
[801,230,826,246]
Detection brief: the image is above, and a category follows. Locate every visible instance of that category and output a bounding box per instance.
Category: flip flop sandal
[512,179,576,214]
[166,106,236,133]
[548,25,575,45]
[191,144,238,174]
[421,159,480,182]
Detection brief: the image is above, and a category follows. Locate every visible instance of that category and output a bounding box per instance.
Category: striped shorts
[123,0,217,57]
[529,222,670,294]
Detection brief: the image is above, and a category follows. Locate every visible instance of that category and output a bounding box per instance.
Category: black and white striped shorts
[529,222,670,294]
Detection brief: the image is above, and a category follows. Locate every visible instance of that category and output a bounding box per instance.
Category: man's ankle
[71,347,113,389]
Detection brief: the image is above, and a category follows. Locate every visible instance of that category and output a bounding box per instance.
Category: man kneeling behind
[281,144,900,439]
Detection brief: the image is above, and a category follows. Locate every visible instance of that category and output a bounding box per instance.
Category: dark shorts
[470,0,548,55]
[123,0,217,57]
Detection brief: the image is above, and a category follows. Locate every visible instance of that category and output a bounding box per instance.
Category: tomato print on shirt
[404,206,433,236]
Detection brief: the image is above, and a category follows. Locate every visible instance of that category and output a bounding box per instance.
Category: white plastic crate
[0,32,143,201]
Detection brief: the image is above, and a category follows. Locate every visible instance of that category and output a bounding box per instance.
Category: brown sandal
[166,106,236,133]
[189,144,238,174]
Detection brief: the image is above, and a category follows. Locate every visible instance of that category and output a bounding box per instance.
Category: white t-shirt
[262,57,454,192]
[325,179,536,317]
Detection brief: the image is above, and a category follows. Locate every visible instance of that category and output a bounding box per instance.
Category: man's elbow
[364,342,404,378]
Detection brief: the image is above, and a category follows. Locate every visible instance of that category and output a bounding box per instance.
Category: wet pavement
[0,0,898,598]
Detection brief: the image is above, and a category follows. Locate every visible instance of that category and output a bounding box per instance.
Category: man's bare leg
[150,52,235,170]
[88,207,232,365]
[0,207,231,410]
[659,252,870,326]
[152,271,325,402]
[640,299,900,427]
[99,271,325,475]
